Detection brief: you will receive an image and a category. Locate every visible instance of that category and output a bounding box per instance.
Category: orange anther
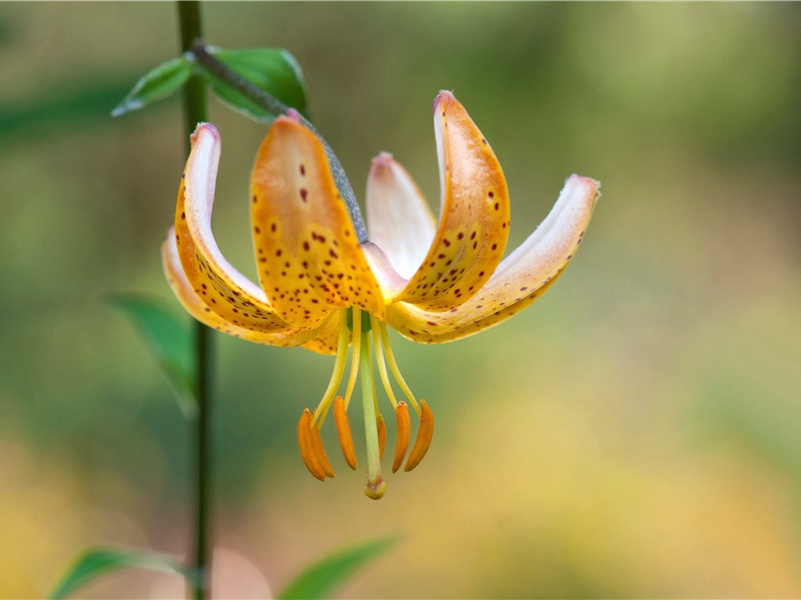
[334,396,357,469]
[297,408,326,481]
[310,410,335,478]
[377,413,387,461]
[404,400,434,472]
[392,402,411,473]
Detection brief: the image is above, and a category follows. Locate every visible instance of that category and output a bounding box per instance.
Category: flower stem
[177,2,212,599]
[188,42,369,244]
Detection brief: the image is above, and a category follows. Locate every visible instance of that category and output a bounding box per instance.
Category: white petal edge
[183,123,272,306]
[489,175,600,285]
[365,152,436,279]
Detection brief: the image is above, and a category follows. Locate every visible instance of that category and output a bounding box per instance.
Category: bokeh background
[2,2,801,598]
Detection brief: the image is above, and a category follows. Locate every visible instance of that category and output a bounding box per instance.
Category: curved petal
[386,175,600,343]
[251,115,386,324]
[163,229,327,349]
[395,91,510,311]
[365,153,436,280]
[177,123,295,334]
[299,309,344,355]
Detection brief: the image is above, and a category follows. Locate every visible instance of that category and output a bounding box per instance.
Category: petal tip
[190,122,220,144]
[567,174,602,202]
[433,90,456,113]
[369,152,396,176]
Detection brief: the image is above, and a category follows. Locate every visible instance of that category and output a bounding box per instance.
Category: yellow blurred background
[2,2,801,598]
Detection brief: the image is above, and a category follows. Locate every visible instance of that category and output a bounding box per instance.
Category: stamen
[311,309,352,428]
[379,321,421,416]
[333,395,357,469]
[404,400,434,472]
[377,413,387,461]
[359,329,386,500]
[392,402,411,473]
[343,308,363,409]
[297,408,326,481]
[371,315,398,409]
[309,410,335,478]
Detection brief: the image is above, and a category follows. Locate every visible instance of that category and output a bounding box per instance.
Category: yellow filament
[343,308,362,410]
[379,321,420,416]
[312,308,352,428]
[370,315,398,409]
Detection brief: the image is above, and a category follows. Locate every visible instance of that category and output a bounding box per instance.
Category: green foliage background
[2,2,801,597]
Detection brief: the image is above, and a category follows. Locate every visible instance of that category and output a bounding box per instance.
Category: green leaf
[48,547,187,600]
[111,56,193,117]
[205,47,308,122]
[110,294,196,415]
[278,536,397,600]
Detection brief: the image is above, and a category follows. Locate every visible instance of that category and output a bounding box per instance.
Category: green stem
[177,3,212,600]
[189,43,369,244]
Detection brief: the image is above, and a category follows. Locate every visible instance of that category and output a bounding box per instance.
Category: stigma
[297,307,434,499]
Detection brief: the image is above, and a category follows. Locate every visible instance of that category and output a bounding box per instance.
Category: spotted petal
[163,228,330,350]
[386,175,600,343]
[251,115,386,325]
[176,123,297,334]
[394,91,510,312]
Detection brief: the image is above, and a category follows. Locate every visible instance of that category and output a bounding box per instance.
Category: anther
[377,413,387,461]
[392,402,411,473]
[404,400,434,472]
[334,396,357,469]
[298,408,326,480]
[310,410,335,478]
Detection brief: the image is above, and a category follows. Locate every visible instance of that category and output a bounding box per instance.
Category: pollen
[405,400,434,472]
[334,395,357,469]
[392,402,411,473]
[297,408,327,481]
[377,413,387,461]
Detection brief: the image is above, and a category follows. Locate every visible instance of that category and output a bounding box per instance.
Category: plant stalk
[178,3,212,600]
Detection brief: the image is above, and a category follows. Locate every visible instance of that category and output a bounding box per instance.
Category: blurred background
[2,2,801,598]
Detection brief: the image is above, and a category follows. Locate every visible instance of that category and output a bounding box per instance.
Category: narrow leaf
[278,536,397,600]
[203,47,307,122]
[48,547,187,600]
[110,294,196,415]
[111,56,192,117]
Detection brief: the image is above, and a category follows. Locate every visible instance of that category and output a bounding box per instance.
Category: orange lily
[163,91,600,499]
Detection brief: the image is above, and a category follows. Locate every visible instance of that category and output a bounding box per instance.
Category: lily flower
[163,91,600,499]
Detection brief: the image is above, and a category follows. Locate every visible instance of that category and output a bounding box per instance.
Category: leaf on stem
[109,294,197,416]
[111,57,193,117]
[48,546,188,600]
[278,536,397,600]
[203,47,308,122]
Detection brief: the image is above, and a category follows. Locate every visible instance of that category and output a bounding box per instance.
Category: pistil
[359,328,386,499]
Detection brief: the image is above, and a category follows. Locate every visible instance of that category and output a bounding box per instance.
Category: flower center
[297,307,434,499]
